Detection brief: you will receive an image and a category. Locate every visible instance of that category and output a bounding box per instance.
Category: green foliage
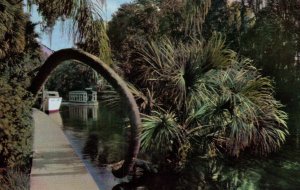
[28,0,113,64]
[105,28,288,168]
[199,1,300,104]
[135,34,233,111]
[76,21,113,65]
[46,62,99,98]
[202,0,229,40]
[0,0,40,172]
[203,59,288,156]
[27,0,105,42]
[108,0,216,76]
[136,35,288,159]
[0,169,30,190]
[0,0,41,83]
[141,110,183,155]
[183,0,212,37]
[106,0,289,168]
[0,0,26,60]
[0,78,33,168]
[241,8,299,103]
[0,0,41,77]
[108,1,162,70]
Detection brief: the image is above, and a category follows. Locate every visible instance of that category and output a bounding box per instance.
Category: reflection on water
[82,132,126,165]
[59,103,300,190]
[60,104,128,190]
[68,105,98,121]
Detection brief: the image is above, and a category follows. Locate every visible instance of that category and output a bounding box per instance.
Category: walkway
[30,109,99,190]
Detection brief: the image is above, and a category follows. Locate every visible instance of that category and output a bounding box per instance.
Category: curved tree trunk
[28,48,141,178]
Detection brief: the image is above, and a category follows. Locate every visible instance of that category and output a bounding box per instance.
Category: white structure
[43,91,62,113]
[68,89,98,105]
[69,91,89,102]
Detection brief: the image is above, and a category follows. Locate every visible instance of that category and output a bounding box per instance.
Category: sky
[26,0,131,51]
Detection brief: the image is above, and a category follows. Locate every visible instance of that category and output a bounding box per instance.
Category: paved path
[30,109,99,190]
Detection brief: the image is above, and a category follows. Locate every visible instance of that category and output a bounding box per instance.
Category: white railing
[69,91,98,103]
[69,91,88,102]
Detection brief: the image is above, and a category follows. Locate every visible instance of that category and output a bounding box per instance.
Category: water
[59,105,129,189]
[58,103,300,190]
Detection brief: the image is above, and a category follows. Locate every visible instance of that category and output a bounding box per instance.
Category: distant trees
[46,62,99,98]
[200,0,300,103]
[108,1,163,78]
[241,3,300,103]
[241,9,298,101]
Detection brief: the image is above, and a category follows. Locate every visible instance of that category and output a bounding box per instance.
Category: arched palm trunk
[28,48,141,178]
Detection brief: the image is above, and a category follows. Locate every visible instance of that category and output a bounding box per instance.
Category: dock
[30,109,99,190]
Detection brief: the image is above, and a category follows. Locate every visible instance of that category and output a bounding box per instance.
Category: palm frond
[205,58,289,157]
[100,82,156,113]
[28,0,105,44]
[140,110,184,155]
[183,0,212,36]
[137,34,233,111]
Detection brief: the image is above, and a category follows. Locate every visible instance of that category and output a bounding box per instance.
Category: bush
[0,77,33,169]
[0,169,30,190]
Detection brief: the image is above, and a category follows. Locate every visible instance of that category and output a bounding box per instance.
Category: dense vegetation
[109,0,300,104]
[0,0,41,189]
[106,0,292,171]
[203,0,300,103]
[46,62,101,98]
[1,0,299,188]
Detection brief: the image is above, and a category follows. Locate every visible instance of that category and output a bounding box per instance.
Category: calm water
[60,105,129,189]
[58,103,300,190]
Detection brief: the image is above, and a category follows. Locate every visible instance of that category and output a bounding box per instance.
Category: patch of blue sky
[25,0,132,50]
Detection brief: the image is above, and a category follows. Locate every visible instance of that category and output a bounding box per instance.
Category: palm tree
[102,32,288,165]
[202,58,288,156]
[133,33,288,167]
[135,34,232,112]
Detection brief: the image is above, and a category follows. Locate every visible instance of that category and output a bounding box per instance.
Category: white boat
[43,91,62,113]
